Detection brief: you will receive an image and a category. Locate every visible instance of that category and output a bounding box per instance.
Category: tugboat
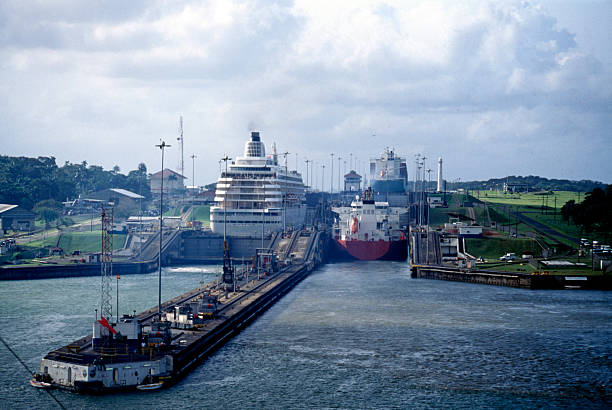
[331,187,408,261]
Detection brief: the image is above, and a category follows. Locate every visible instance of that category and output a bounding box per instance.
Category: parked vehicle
[499,253,516,261]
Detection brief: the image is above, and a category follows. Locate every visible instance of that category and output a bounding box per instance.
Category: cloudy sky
[1,0,610,187]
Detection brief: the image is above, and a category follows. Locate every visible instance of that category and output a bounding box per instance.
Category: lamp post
[330,153,334,194]
[191,154,196,229]
[116,275,120,323]
[282,152,289,232]
[220,155,232,243]
[261,176,265,250]
[321,164,325,194]
[337,156,342,195]
[155,140,170,320]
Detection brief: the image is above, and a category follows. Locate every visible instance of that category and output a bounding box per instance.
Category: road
[511,211,579,245]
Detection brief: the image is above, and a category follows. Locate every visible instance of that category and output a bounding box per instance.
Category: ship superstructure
[332,187,408,261]
[210,132,306,237]
[369,148,408,194]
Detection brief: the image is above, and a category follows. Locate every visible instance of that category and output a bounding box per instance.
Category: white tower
[436,157,443,192]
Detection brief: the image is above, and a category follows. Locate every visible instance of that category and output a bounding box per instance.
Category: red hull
[333,239,407,261]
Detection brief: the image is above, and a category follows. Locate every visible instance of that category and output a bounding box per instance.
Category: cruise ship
[210,132,306,237]
[369,148,408,194]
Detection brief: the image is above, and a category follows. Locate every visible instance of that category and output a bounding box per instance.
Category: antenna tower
[177,116,184,177]
[100,206,113,320]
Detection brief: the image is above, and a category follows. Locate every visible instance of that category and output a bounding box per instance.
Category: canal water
[1,262,610,409]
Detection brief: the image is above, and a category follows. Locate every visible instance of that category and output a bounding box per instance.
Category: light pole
[116,275,120,323]
[350,153,353,171]
[261,174,265,251]
[304,159,310,189]
[282,152,289,232]
[338,156,342,195]
[417,165,422,226]
[155,140,170,320]
[330,153,334,194]
[220,155,232,243]
[191,154,196,229]
[321,164,325,194]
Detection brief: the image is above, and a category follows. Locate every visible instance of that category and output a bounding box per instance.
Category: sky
[1,0,610,188]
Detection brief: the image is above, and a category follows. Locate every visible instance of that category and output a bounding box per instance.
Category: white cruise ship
[210,132,307,237]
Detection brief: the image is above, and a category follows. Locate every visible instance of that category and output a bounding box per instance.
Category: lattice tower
[100,207,113,320]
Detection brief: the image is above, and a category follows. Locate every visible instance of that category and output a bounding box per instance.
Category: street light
[282,151,289,232]
[191,154,196,229]
[330,153,334,194]
[337,156,342,195]
[155,140,170,320]
[220,155,232,243]
[321,164,325,194]
[304,159,310,189]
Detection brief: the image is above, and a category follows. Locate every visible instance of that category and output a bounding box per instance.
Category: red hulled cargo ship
[331,188,408,261]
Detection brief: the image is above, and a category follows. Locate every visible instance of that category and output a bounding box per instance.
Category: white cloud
[0,0,610,185]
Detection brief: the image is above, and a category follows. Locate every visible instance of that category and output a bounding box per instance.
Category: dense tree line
[561,185,612,235]
[456,175,606,192]
[0,156,151,210]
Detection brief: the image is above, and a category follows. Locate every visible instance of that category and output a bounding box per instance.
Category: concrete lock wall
[176,231,273,263]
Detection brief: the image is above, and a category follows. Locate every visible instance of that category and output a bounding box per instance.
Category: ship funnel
[244,131,265,157]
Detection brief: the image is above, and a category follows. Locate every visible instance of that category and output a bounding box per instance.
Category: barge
[32,229,325,393]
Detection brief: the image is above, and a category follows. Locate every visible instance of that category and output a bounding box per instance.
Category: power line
[0,334,66,410]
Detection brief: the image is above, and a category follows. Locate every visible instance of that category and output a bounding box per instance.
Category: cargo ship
[331,187,408,261]
[369,147,408,195]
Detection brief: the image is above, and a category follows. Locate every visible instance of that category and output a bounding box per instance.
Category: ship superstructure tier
[210,132,306,237]
[369,148,408,194]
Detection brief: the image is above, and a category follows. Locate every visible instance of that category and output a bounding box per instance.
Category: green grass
[477,261,536,273]
[25,231,126,254]
[427,194,471,228]
[465,238,541,259]
[477,190,583,209]
[191,205,210,224]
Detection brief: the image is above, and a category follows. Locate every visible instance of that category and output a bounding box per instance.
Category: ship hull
[332,238,408,261]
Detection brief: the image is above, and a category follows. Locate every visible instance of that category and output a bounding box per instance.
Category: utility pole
[191,154,196,229]
[283,151,289,232]
[330,153,334,195]
[321,164,325,194]
[261,173,266,250]
[338,156,342,195]
[304,159,310,189]
[220,155,232,243]
[177,116,184,181]
[155,140,170,320]
[116,275,120,323]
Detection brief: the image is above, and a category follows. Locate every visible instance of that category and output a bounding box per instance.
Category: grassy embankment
[26,231,126,254]
[191,205,210,226]
[476,190,586,247]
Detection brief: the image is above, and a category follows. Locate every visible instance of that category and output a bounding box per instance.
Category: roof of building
[150,169,186,179]
[0,204,37,217]
[0,204,18,214]
[108,188,145,199]
[344,170,362,179]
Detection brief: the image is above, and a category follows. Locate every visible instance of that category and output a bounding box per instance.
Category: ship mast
[177,116,184,179]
